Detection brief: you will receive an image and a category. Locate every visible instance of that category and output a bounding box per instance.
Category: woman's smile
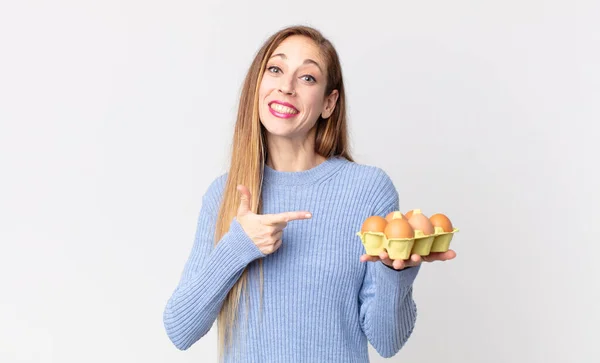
[268,100,299,118]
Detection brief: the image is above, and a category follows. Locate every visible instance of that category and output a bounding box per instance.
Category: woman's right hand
[236,184,312,255]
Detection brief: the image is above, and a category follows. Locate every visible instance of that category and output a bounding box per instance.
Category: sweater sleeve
[163,179,265,350]
[358,168,420,358]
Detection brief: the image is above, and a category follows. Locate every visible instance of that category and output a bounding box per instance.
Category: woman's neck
[266,152,326,172]
[265,130,326,172]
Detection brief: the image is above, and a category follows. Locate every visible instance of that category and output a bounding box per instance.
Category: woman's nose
[278,87,296,96]
[278,77,296,96]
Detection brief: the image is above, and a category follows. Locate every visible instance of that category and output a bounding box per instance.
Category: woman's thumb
[236,185,252,215]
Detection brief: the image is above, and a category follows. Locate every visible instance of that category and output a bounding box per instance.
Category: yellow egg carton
[356,226,459,260]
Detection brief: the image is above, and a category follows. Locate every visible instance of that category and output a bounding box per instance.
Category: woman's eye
[301,75,316,83]
[267,66,281,73]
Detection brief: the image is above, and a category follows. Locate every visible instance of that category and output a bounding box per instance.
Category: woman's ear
[321,89,339,119]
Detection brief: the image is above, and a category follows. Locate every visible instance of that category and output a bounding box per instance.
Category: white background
[1,1,598,362]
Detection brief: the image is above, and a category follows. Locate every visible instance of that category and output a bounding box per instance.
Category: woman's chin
[262,125,306,140]
[260,117,314,141]
[264,129,296,139]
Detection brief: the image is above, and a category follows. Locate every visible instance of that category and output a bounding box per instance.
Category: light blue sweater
[163,156,420,362]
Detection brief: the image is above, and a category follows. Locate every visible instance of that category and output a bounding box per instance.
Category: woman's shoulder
[205,172,229,194]
[339,158,396,188]
[200,158,396,199]
[199,172,229,210]
[339,159,399,212]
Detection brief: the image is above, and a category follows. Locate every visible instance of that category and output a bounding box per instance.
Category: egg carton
[356,226,459,260]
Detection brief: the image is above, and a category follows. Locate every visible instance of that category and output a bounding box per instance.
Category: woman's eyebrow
[270,53,323,73]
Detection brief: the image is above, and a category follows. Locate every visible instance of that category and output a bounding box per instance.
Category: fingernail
[305,213,312,218]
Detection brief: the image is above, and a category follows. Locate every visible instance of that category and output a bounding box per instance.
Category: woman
[163,25,456,362]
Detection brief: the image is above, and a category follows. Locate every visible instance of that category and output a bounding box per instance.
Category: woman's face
[258,35,338,141]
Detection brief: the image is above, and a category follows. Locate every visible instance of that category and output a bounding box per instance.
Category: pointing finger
[262,211,312,225]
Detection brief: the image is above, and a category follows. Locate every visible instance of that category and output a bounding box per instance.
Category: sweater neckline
[262,156,347,186]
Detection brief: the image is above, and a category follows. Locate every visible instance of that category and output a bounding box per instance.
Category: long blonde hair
[214,25,353,361]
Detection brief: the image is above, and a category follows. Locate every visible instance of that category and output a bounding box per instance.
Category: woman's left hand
[360,249,456,270]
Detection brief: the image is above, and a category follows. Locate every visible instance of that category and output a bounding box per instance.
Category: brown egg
[385,211,406,222]
[384,218,414,239]
[404,209,415,220]
[361,215,387,233]
[429,213,453,232]
[407,209,435,235]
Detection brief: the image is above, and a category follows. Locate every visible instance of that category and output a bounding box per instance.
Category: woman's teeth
[270,103,298,114]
